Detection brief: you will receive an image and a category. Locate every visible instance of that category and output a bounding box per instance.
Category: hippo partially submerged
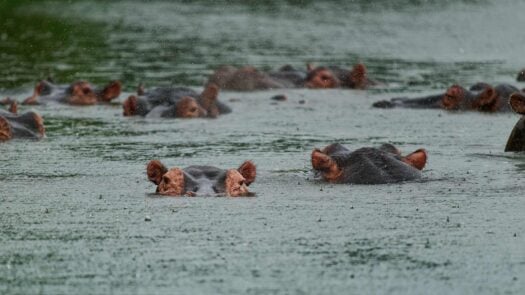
[311,143,427,184]
[123,83,230,118]
[207,63,377,91]
[22,79,121,106]
[146,160,256,196]
[0,108,45,141]
[505,93,525,152]
[373,83,520,113]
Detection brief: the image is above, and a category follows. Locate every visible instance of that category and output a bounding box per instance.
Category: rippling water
[1,1,524,294]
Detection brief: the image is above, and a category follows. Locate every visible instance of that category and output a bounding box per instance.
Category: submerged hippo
[207,65,305,91]
[505,93,525,152]
[373,83,520,112]
[123,83,230,118]
[311,143,427,184]
[305,63,378,89]
[146,160,256,196]
[0,108,45,141]
[22,79,121,106]
[206,63,377,91]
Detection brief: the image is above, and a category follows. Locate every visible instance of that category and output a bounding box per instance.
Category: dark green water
[1,1,525,294]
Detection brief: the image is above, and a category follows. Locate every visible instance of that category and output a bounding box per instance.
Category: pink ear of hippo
[402,149,427,170]
[238,160,256,185]
[8,101,17,114]
[98,80,122,102]
[123,95,138,116]
[0,116,12,141]
[350,63,368,89]
[147,160,168,185]
[509,92,525,115]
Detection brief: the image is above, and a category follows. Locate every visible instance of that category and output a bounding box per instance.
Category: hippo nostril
[162,175,170,184]
[190,107,197,113]
[192,186,199,193]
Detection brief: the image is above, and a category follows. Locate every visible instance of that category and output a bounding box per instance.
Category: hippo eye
[82,88,91,95]
[192,186,199,192]
[162,175,170,183]
[238,180,244,186]
[190,107,197,113]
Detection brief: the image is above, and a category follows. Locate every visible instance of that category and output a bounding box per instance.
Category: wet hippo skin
[305,63,378,89]
[0,109,45,141]
[311,143,427,184]
[505,93,525,152]
[373,83,520,112]
[146,160,256,197]
[22,79,122,106]
[207,63,377,91]
[123,83,231,118]
[207,65,305,91]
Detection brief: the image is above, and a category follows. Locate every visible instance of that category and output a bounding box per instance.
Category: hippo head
[471,86,499,112]
[441,85,469,110]
[517,69,525,82]
[146,160,256,197]
[509,92,525,115]
[311,143,427,183]
[66,81,99,105]
[305,67,340,89]
[0,111,45,141]
[174,96,208,118]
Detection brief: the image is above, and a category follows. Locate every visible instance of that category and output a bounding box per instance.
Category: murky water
[1,1,524,294]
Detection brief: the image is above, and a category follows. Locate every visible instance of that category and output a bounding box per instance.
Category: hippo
[505,93,525,152]
[373,83,520,112]
[206,63,377,91]
[207,65,305,91]
[146,160,256,196]
[22,79,121,106]
[0,108,45,141]
[123,83,231,118]
[311,143,427,184]
[305,63,378,89]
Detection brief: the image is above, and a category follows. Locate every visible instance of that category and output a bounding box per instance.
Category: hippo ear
[306,63,314,72]
[350,63,368,89]
[198,84,220,118]
[0,116,12,141]
[147,160,168,185]
[98,80,122,102]
[509,92,525,115]
[201,83,219,101]
[238,161,256,186]
[311,149,335,171]
[123,95,138,116]
[475,86,496,108]
[8,101,17,114]
[137,83,145,96]
[22,82,44,105]
[402,149,427,170]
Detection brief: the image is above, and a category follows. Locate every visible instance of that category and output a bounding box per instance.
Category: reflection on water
[1,0,524,91]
